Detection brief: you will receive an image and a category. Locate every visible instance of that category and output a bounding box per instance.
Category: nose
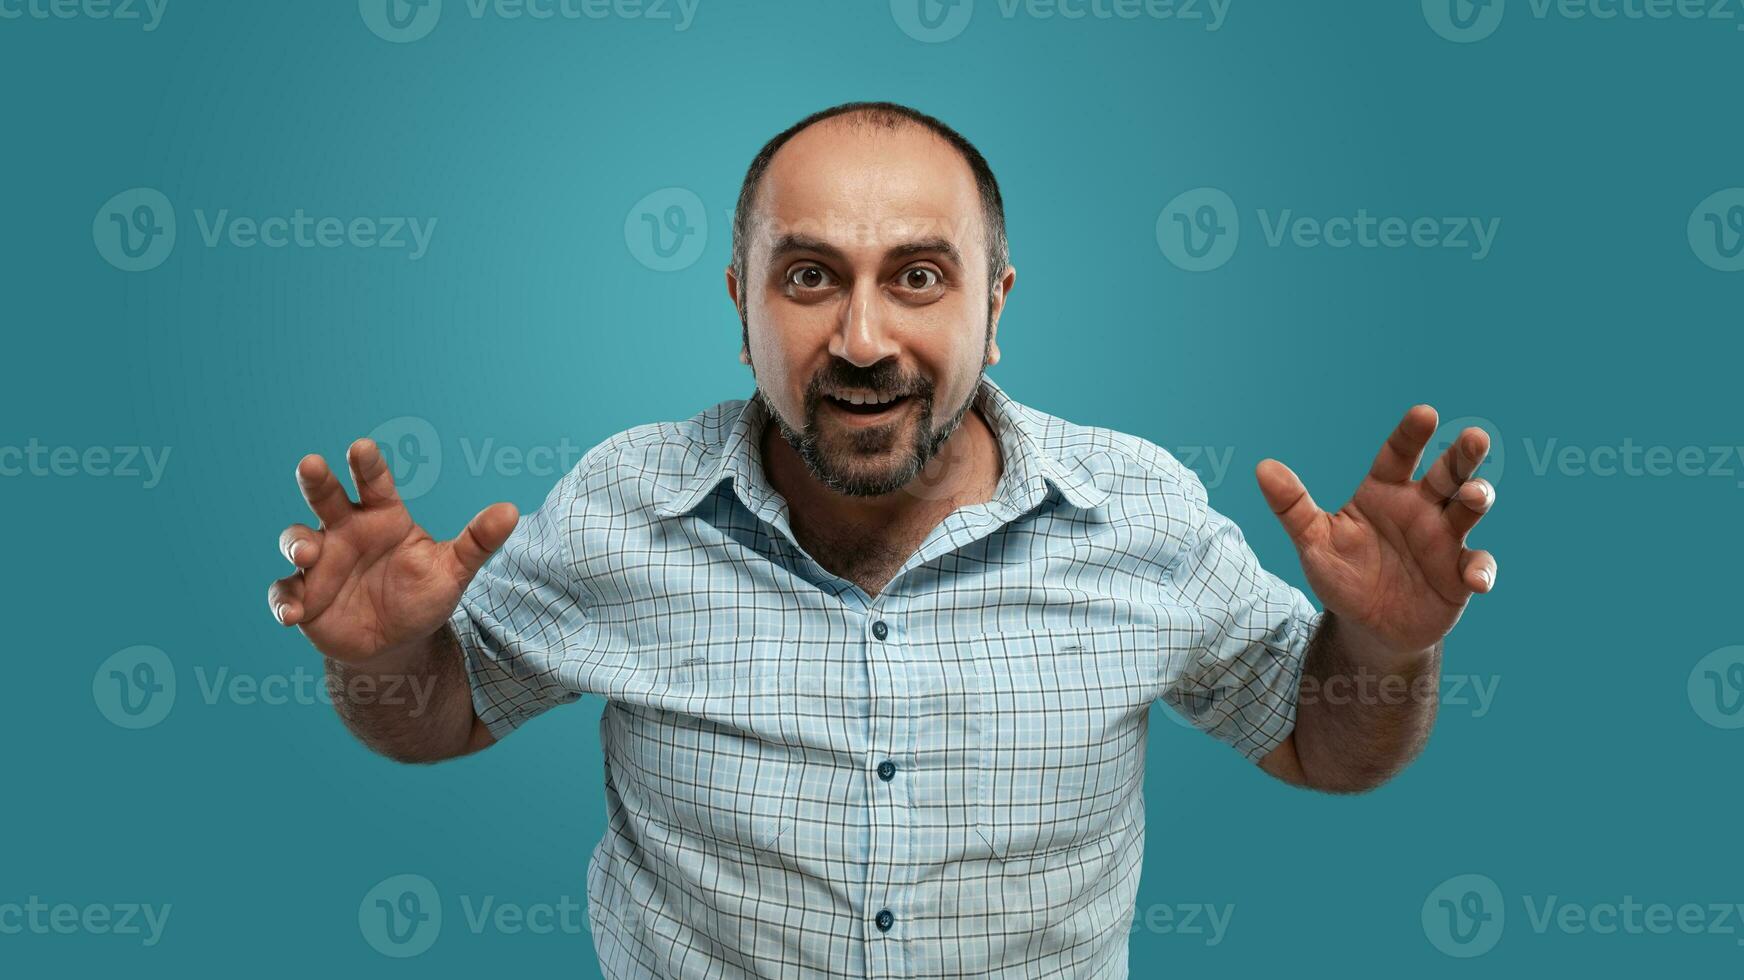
[828,279,900,368]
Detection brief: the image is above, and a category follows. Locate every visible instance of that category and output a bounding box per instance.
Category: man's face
[729,120,1011,498]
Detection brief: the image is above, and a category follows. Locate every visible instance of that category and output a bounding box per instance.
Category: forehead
[751,120,985,261]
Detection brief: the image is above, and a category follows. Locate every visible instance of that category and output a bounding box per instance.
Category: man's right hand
[268,437,519,664]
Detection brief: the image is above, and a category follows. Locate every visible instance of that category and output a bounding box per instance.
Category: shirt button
[871,620,889,640]
[875,908,894,932]
[876,760,897,781]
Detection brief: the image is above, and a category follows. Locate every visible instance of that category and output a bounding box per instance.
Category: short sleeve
[1158,485,1323,763]
[448,468,590,741]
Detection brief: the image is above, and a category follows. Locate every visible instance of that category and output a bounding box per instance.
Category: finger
[1445,477,1494,538]
[1421,426,1490,502]
[447,502,520,580]
[278,524,323,568]
[1368,404,1439,485]
[1459,548,1498,594]
[297,454,355,527]
[267,573,306,626]
[1255,459,1324,546]
[347,438,400,508]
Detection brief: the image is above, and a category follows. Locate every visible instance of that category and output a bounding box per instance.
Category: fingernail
[1476,568,1492,589]
[288,541,305,563]
[274,604,288,624]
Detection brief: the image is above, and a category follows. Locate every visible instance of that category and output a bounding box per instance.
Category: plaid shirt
[449,374,1321,979]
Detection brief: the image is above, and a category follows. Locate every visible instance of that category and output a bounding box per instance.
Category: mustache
[805,364,933,402]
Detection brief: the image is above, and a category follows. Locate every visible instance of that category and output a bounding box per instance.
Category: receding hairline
[730,102,1010,304]
[741,112,980,255]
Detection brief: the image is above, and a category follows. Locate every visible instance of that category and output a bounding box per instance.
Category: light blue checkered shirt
[449,374,1321,978]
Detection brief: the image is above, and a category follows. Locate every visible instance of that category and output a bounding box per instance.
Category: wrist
[1328,613,1440,674]
[330,626,448,677]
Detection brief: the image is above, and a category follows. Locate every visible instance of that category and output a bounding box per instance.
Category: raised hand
[1255,405,1497,658]
[267,438,519,663]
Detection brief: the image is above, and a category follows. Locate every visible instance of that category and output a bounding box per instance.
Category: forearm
[323,624,486,764]
[1289,611,1442,793]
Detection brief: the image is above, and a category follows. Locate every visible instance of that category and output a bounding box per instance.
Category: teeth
[835,390,900,406]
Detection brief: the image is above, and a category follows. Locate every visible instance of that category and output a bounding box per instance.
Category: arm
[323,625,497,764]
[1258,613,1440,793]
[1252,405,1498,793]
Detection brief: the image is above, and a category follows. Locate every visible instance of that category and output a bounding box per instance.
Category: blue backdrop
[4,0,1741,974]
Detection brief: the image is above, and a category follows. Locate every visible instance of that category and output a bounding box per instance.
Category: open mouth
[823,392,911,418]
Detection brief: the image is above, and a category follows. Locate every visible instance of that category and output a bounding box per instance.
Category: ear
[986,264,1015,367]
[726,265,752,365]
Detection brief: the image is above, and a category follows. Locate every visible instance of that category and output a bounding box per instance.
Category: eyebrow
[767,233,964,270]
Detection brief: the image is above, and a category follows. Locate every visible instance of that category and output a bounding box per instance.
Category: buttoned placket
[862,602,907,977]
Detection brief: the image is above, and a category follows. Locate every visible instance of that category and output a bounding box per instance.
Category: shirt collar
[654,373,1111,521]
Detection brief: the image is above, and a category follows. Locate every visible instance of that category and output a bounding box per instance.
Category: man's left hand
[1255,405,1498,662]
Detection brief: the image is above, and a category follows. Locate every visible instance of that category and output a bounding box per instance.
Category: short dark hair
[730,101,1010,329]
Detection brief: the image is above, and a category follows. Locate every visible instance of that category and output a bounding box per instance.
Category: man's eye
[787,265,833,289]
[900,267,941,290]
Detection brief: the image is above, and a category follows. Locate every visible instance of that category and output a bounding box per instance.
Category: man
[268,102,1498,977]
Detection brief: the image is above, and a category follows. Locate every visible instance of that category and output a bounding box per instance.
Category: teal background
[4,0,1741,974]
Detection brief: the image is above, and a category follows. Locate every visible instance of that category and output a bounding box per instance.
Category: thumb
[448,501,520,581]
[1255,458,1323,546]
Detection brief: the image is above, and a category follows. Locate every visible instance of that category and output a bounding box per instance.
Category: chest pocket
[972,625,1159,861]
[606,637,801,852]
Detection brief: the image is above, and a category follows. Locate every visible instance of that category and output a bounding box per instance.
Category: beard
[750,321,991,499]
